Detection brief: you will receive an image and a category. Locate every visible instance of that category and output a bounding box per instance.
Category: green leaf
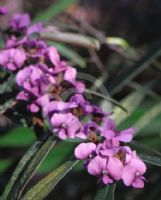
[139,154,161,167]
[131,140,161,157]
[0,126,36,147]
[1,141,42,200]
[38,141,75,173]
[22,160,78,200]
[0,75,15,95]
[41,32,100,50]
[4,135,57,200]
[0,159,13,173]
[95,184,116,200]
[85,89,128,114]
[34,0,75,22]
[134,101,161,134]
[0,32,5,47]
[109,39,161,94]
[106,37,129,49]
[113,89,146,125]
[0,99,16,114]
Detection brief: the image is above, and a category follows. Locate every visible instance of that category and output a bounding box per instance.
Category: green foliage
[21,160,78,200]
[0,75,15,95]
[95,184,116,200]
[139,154,161,166]
[1,135,56,200]
[0,126,35,147]
[1,141,42,200]
[34,0,75,22]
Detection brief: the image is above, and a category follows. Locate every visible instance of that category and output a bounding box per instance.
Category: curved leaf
[41,32,100,50]
[34,0,75,22]
[95,184,116,200]
[113,89,145,125]
[85,89,128,114]
[139,154,161,167]
[1,141,42,200]
[134,101,161,134]
[131,141,161,157]
[109,39,161,94]
[22,160,78,200]
[5,135,57,200]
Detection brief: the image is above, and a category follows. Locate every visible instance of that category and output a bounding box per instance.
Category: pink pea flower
[0,48,26,71]
[122,150,146,188]
[70,94,93,114]
[87,156,113,184]
[100,118,135,142]
[50,113,82,139]
[43,100,77,117]
[74,142,96,160]
[10,13,31,32]
[27,23,45,35]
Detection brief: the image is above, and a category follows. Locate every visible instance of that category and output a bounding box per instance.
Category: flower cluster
[0,12,146,188]
[75,119,146,188]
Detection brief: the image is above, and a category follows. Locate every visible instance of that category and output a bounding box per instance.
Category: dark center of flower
[102,170,108,175]
[114,150,126,163]
[71,107,84,117]
[88,130,98,143]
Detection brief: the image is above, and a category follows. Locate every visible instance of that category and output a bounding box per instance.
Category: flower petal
[107,157,123,180]
[117,128,135,142]
[87,156,106,176]
[74,142,96,160]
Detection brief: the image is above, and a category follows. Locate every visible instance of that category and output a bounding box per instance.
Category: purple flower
[70,94,93,115]
[100,118,135,142]
[92,106,108,123]
[27,23,45,35]
[0,48,26,71]
[43,100,77,117]
[16,64,55,96]
[23,39,47,59]
[122,151,146,188]
[63,67,85,93]
[97,138,120,157]
[47,47,61,67]
[74,142,96,160]
[0,7,8,15]
[46,47,67,74]
[11,13,31,32]
[6,36,27,49]
[50,113,82,139]
[87,156,113,184]
[16,64,56,112]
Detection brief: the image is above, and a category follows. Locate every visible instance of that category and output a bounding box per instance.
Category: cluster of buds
[0,11,146,188]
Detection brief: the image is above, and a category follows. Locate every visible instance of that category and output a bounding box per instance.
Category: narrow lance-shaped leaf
[134,101,161,134]
[41,32,100,50]
[6,135,57,200]
[85,89,128,114]
[139,154,161,167]
[95,184,116,200]
[0,99,16,114]
[34,0,75,22]
[1,140,42,200]
[108,39,161,94]
[113,89,146,125]
[22,160,79,200]
[131,140,161,157]
[0,75,15,95]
